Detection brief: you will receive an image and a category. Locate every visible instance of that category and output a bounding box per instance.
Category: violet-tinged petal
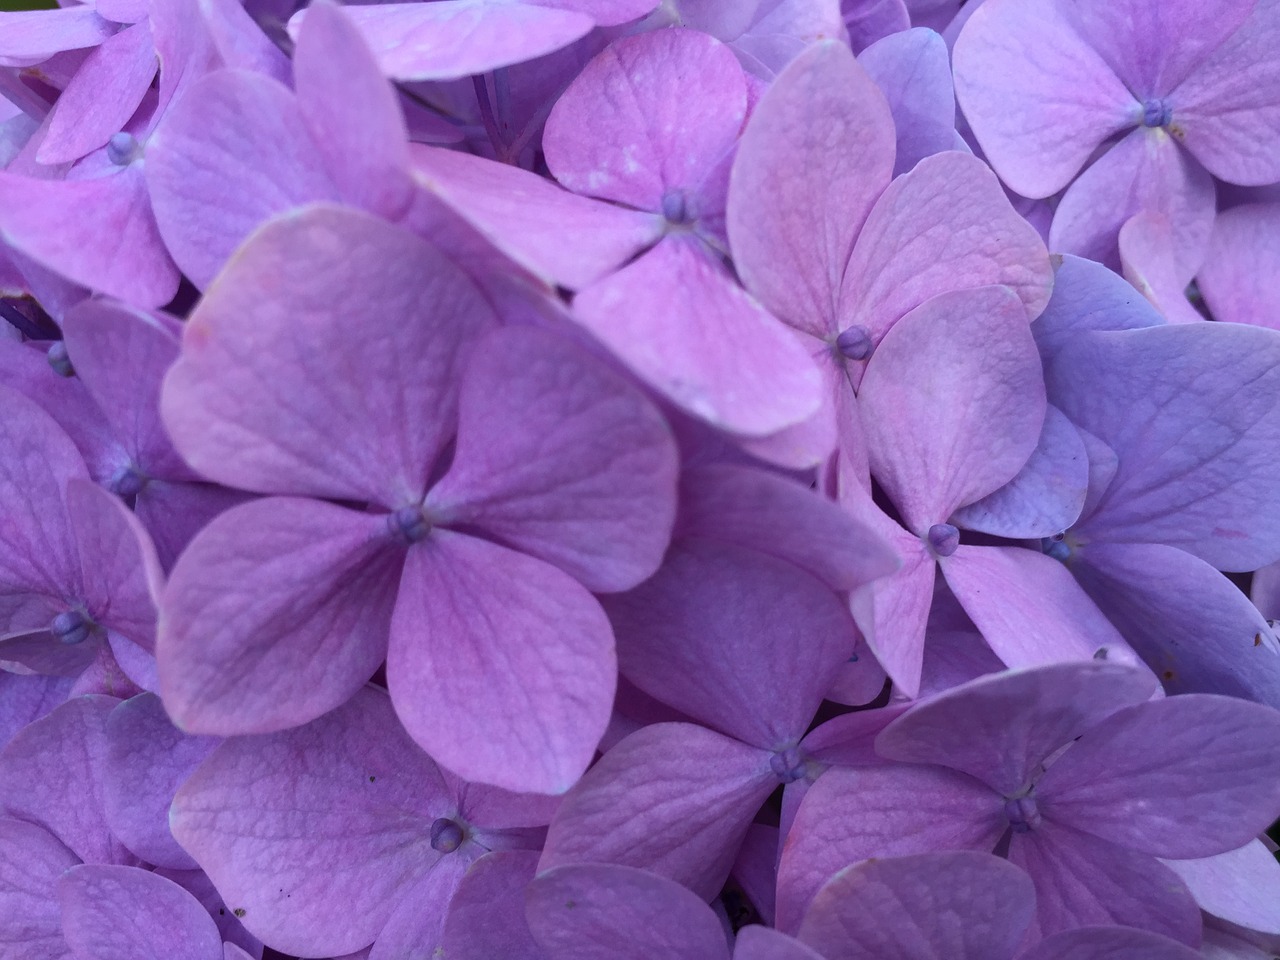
[436,852,543,960]
[734,926,824,960]
[1063,0,1252,97]
[96,0,147,24]
[1048,323,1280,571]
[1032,254,1166,362]
[0,168,178,308]
[775,765,1006,932]
[0,386,85,619]
[1036,695,1280,859]
[1020,926,1203,960]
[411,145,664,290]
[727,39,895,338]
[1164,840,1280,935]
[388,530,615,795]
[721,0,845,78]
[545,29,746,211]
[1008,821,1201,945]
[859,285,1046,532]
[199,0,290,82]
[605,539,856,749]
[1072,542,1280,704]
[157,498,402,735]
[527,863,731,960]
[541,0,659,25]
[162,205,493,505]
[1048,128,1215,272]
[0,8,114,64]
[0,339,117,486]
[171,686,452,958]
[364,857,470,960]
[732,824,780,928]
[60,300,183,479]
[293,1,414,220]
[0,672,74,751]
[133,480,249,574]
[876,661,1156,796]
[59,864,223,960]
[841,151,1052,345]
[66,480,161,653]
[951,406,1089,538]
[425,326,677,593]
[1197,202,1280,329]
[0,629,97,678]
[538,723,775,900]
[952,0,1137,198]
[676,464,897,592]
[1169,1,1280,186]
[1118,211,1206,326]
[0,695,130,866]
[0,818,78,960]
[572,235,823,437]
[304,2,593,81]
[797,852,1035,960]
[145,70,340,289]
[102,693,218,871]
[941,544,1141,673]
[845,515,934,697]
[843,0,910,52]
[859,27,957,177]
[37,21,156,166]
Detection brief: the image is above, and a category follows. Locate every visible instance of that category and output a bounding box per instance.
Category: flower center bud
[769,745,807,784]
[1040,533,1071,562]
[388,505,432,544]
[46,342,74,378]
[835,325,873,361]
[106,132,142,167]
[430,817,465,853]
[108,464,148,499]
[926,523,959,558]
[51,610,91,645]
[1141,98,1173,129]
[661,189,688,224]
[1003,794,1041,833]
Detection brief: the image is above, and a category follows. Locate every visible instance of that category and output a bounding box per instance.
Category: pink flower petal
[388,530,615,795]
[572,236,823,437]
[727,39,894,338]
[157,498,402,735]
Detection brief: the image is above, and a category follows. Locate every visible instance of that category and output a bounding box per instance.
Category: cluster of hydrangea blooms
[3,0,1280,957]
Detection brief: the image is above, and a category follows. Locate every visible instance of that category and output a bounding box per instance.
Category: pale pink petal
[841,152,1053,344]
[544,28,747,210]
[157,499,402,735]
[727,39,895,338]
[162,205,494,505]
[293,1,414,220]
[1197,202,1280,329]
[1119,211,1206,326]
[1170,0,1280,186]
[952,0,1138,198]
[145,70,340,288]
[1049,128,1215,273]
[859,285,1046,531]
[307,1,594,81]
[411,145,663,290]
[37,22,156,165]
[572,236,823,437]
[0,169,178,308]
